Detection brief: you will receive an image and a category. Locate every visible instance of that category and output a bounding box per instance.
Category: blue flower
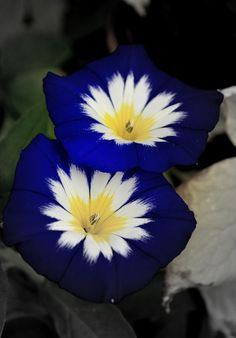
[3,135,196,302]
[43,45,223,173]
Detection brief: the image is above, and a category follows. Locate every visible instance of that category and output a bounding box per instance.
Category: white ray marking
[123,72,135,104]
[101,131,122,141]
[134,139,156,146]
[115,226,150,240]
[90,171,111,200]
[89,86,115,116]
[97,240,113,261]
[113,138,136,145]
[109,235,131,257]
[41,204,72,222]
[69,166,89,203]
[133,75,151,114]
[154,103,182,120]
[149,127,177,139]
[111,176,137,211]
[104,172,124,196]
[90,123,115,138]
[151,112,186,130]
[47,178,69,210]
[141,92,175,118]
[117,199,151,218]
[57,167,74,199]
[47,220,75,231]
[108,73,125,111]
[125,217,151,228]
[81,103,104,123]
[58,231,85,249]
[83,235,101,263]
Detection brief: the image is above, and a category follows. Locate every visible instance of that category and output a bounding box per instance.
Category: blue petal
[4,191,57,244]
[11,134,69,195]
[60,245,160,303]
[137,128,208,172]
[59,245,117,302]
[56,120,138,172]
[17,232,79,282]
[3,134,70,245]
[43,45,223,173]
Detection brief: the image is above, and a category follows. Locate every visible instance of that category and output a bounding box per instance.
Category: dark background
[0,0,236,337]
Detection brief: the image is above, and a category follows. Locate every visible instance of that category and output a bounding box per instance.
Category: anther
[89,213,100,225]
[125,120,134,133]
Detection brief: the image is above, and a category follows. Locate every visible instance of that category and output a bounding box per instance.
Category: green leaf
[118,272,165,323]
[4,67,58,118]
[0,32,70,81]
[2,267,58,337]
[42,282,136,338]
[0,263,7,336]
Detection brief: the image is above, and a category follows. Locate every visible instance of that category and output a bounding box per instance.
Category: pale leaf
[165,157,236,298]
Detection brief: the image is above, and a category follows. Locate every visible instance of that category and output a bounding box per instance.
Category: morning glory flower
[3,135,196,302]
[43,45,223,173]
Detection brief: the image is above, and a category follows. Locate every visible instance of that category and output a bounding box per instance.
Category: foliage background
[0,0,236,337]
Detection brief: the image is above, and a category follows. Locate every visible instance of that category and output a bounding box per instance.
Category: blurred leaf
[208,110,226,142]
[5,268,48,322]
[119,272,201,338]
[5,69,47,115]
[0,0,24,46]
[25,0,65,34]
[4,67,58,118]
[0,0,65,48]
[2,317,59,338]
[0,104,50,216]
[123,0,150,16]
[0,116,15,142]
[0,241,44,284]
[43,282,136,338]
[0,263,7,336]
[221,86,236,147]
[2,267,58,338]
[0,32,70,80]
[164,168,198,186]
[201,282,236,338]
[165,157,236,334]
[118,272,165,323]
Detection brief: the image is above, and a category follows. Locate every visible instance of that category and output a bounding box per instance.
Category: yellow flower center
[103,104,156,142]
[69,192,127,242]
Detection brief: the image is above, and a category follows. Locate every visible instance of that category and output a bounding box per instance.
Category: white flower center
[41,166,152,263]
[81,72,186,146]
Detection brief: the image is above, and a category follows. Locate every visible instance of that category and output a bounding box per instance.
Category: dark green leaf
[0,263,7,336]
[2,317,59,338]
[118,272,165,323]
[0,241,44,284]
[43,282,136,338]
[2,267,58,337]
[4,67,58,119]
[0,0,24,46]
[0,32,70,80]
[0,0,65,47]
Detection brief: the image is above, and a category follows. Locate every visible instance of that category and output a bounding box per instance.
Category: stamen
[125,120,134,133]
[89,213,100,225]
